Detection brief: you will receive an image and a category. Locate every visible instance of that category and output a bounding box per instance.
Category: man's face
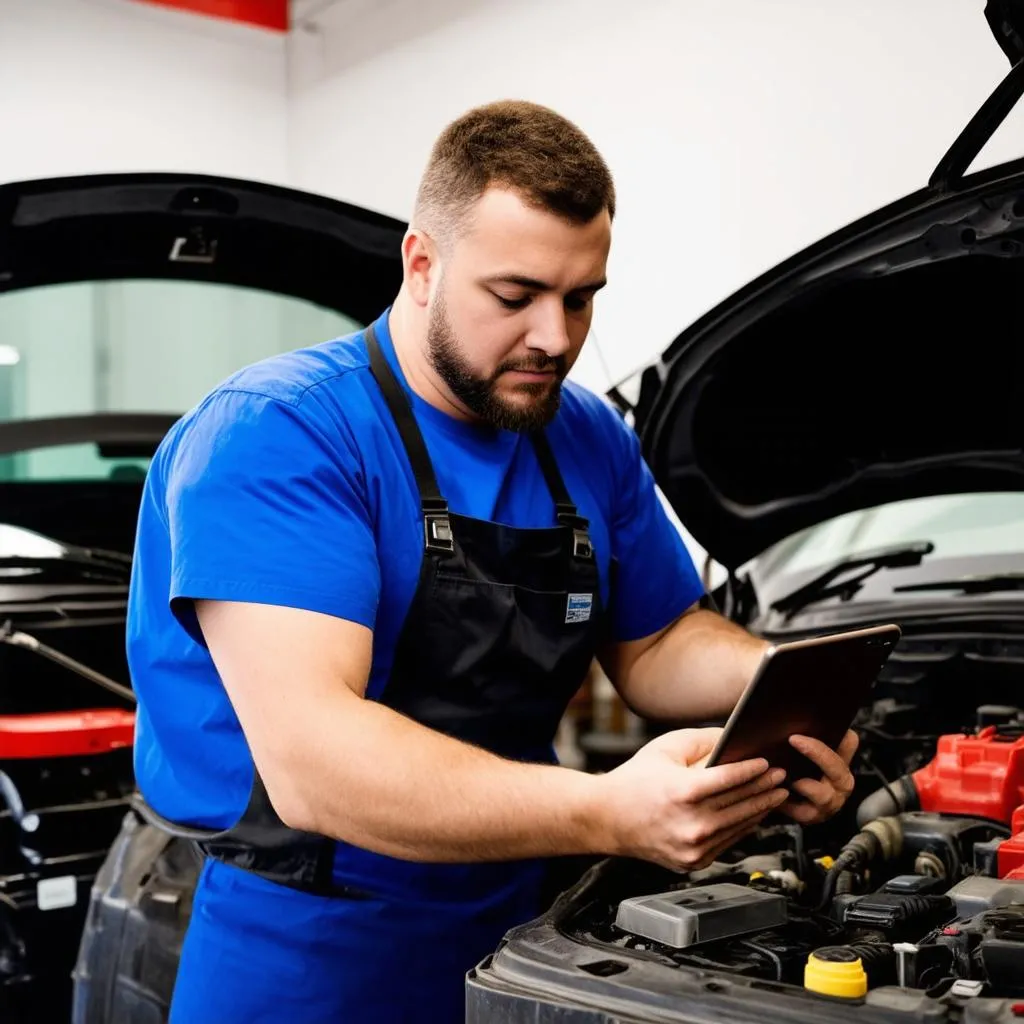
[426,187,611,432]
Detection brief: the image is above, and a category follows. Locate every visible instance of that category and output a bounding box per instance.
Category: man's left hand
[779,730,859,825]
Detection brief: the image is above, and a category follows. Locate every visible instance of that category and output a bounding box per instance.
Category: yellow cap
[804,949,867,999]
[815,855,835,870]
[749,871,765,880]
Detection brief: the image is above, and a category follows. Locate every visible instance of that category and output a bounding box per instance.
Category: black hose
[817,862,847,910]
[740,939,783,981]
[815,817,903,911]
[834,870,855,897]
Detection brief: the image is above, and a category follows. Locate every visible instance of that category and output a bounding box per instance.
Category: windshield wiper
[771,541,935,620]
[893,573,1024,595]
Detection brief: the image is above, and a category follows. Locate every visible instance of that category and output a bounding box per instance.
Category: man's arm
[601,603,767,723]
[197,599,601,862]
[196,599,788,868]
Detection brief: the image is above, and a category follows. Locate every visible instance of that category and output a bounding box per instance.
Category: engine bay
[547,628,1024,1011]
[569,809,1020,999]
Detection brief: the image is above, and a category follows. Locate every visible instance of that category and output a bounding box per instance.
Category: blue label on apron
[565,593,593,624]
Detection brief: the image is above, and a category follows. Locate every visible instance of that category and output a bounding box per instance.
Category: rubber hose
[856,776,919,828]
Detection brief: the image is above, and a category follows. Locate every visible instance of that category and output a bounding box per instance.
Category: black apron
[142,324,607,895]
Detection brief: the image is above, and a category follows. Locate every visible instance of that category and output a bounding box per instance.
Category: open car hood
[0,174,405,553]
[0,171,405,319]
[634,22,1024,571]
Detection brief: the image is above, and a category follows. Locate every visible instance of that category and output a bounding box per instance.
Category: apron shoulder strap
[366,324,454,554]
[531,430,594,561]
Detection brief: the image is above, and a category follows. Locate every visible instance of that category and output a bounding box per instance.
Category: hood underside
[0,172,405,320]
[636,163,1024,571]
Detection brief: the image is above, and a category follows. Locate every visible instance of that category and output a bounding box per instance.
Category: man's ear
[402,227,439,309]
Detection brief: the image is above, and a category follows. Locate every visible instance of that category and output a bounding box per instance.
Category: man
[128,100,857,1023]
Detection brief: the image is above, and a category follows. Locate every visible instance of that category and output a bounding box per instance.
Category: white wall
[5,0,1020,390]
[286,0,1024,393]
[0,0,289,185]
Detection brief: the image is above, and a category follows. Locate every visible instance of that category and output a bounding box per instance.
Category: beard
[426,294,566,433]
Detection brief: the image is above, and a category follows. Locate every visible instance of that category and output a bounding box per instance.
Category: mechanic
[127,100,859,1023]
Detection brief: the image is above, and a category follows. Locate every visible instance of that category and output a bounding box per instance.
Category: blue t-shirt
[127,309,703,888]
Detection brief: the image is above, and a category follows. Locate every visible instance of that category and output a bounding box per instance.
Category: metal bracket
[424,513,454,553]
[573,529,594,560]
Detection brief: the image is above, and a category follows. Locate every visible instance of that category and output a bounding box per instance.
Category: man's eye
[496,294,531,310]
[565,294,592,313]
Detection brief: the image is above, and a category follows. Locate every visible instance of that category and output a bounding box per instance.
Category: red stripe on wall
[130,0,289,32]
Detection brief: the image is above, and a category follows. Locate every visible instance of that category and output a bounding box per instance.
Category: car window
[746,492,1024,580]
[0,280,360,481]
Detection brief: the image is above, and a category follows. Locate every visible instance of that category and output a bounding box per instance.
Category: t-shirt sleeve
[602,403,704,642]
[164,388,379,641]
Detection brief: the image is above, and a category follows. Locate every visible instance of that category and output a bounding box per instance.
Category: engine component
[818,816,903,908]
[945,876,1024,917]
[614,883,788,949]
[0,707,135,1019]
[897,813,1006,882]
[856,723,1024,827]
[804,946,871,999]
[976,705,1024,729]
[974,907,1024,996]
[973,837,1003,876]
[881,874,946,896]
[838,892,956,941]
[997,805,1024,879]
[913,906,1024,997]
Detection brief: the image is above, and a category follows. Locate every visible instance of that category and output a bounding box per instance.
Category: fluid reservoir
[804,947,868,999]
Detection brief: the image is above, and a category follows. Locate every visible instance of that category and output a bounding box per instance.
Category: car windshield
[743,493,1024,607]
[0,279,360,481]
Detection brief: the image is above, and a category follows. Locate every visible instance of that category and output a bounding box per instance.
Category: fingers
[706,767,787,811]
[665,801,780,873]
[837,729,860,763]
[779,791,826,824]
[711,785,789,833]
[780,771,851,824]
[684,757,771,802]
[789,735,856,793]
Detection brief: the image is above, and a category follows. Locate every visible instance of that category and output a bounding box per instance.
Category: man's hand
[596,728,790,873]
[779,730,859,825]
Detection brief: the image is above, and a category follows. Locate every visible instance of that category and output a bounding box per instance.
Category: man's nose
[526,300,572,358]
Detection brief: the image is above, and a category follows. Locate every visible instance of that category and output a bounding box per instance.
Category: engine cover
[912,726,1024,824]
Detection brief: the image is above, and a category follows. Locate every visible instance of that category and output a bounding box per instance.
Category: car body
[0,174,404,1021]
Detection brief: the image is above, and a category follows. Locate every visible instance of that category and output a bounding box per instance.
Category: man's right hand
[596,728,789,873]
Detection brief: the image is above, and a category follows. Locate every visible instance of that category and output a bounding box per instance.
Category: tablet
[704,623,901,780]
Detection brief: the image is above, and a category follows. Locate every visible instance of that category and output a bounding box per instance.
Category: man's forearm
[619,609,768,722]
[266,691,609,864]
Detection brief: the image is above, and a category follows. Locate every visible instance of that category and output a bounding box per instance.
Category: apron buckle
[424,513,455,553]
[573,528,594,560]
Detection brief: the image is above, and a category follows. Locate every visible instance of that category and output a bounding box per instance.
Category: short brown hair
[414,100,615,243]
